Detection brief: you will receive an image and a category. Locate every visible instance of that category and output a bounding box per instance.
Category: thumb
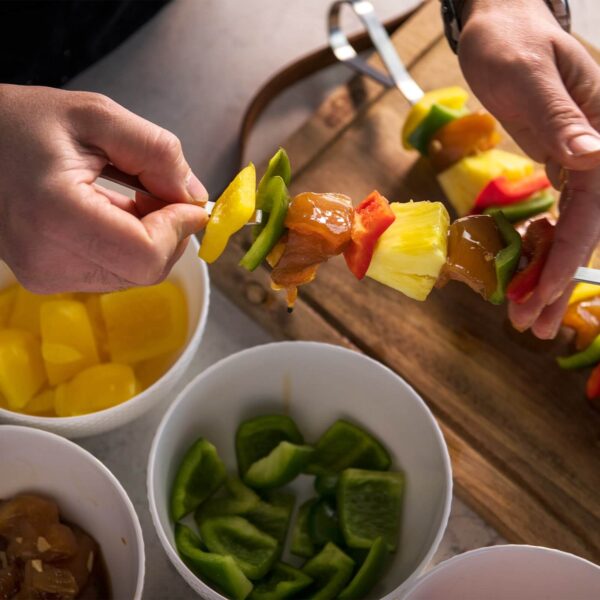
[74,93,208,204]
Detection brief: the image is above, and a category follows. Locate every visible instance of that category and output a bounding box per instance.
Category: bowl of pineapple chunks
[0,237,209,438]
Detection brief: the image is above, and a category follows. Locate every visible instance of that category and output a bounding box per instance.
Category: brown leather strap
[238,7,419,166]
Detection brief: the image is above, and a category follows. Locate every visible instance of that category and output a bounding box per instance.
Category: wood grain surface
[210,0,600,560]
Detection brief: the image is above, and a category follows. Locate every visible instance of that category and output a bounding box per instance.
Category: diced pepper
[54,363,139,417]
[301,543,355,600]
[256,148,292,212]
[314,474,339,499]
[196,476,261,525]
[401,86,469,149]
[240,176,289,271]
[248,562,313,600]
[557,334,600,370]
[562,296,600,350]
[306,420,391,476]
[308,498,343,547]
[8,287,71,336]
[343,191,396,280]
[0,329,46,410]
[246,491,295,545]
[243,441,314,490]
[134,350,178,390]
[569,283,600,306]
[506,218,554,304]
[100,281,187,364]
[40,300,100,385]
[199,516,279,580]
[337,469,404,552]
[199,163,256,263]
[366,201,449,301]
[437,149,535,216]
[170,437,226,521]
[236,415,304,477]
[408,103,467,156]
[483,190,555,223]
[22,388,56,417]
[338,537,389,600]
[175,523,253,600]
[489,213,522,305]
[429,112,501,172]
[291,499,317,559]
[585,363,600,404]
[0,285,17,327]
[473,172,551,213]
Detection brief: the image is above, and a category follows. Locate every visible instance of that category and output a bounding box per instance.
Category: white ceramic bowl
[148,341,452,600]
[0,425,145,599]
[0,236,209,438]
[401,544,600,600]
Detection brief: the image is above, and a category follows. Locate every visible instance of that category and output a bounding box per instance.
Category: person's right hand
[0,84,208,293]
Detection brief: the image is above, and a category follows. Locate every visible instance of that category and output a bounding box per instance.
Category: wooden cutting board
[211,0,600,561]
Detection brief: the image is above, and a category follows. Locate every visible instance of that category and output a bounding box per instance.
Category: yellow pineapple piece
[40,300,100,385]
[8,286,72,336]
[100,281,187,364]
[134,351,179,390]
[367,201,450,301]
[437,149,535,216]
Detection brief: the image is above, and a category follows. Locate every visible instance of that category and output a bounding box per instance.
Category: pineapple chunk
[367,201,449,301]
[437,149,534,216]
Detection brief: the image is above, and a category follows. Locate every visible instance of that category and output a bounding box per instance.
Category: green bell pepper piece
[489,212,522,305]
[305,420,391,476]
[291,499,317,558]
[483,189,555,223]
[302,542,355,600]
[236,415,304,477]
[314,474,339,499]
[308,498,344,547]
[240,176,289,271]
[246,491,296,545]
[557,333,600,369]
[408,103,467,156]
[338,469,404,552]
[256,148,291,212]
[195,476,261,525]
[170,437,226,521]
[244,441,314,490]
[249,562,313,600]
[175,523,253,600]
[199,516,279,580]
[338,537,389,600]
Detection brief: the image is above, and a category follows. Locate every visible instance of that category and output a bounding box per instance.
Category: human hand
[457,0,600,338]
[0,84,208,293]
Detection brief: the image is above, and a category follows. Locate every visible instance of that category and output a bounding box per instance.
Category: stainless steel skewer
[328,0,600,287]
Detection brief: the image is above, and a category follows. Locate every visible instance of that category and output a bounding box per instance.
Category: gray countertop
[68,0,598,597]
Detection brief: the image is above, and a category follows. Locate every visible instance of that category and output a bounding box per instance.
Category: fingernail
[186,171,209,204]
[568,133,600,157]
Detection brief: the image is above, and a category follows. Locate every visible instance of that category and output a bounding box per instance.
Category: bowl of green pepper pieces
[147,341,452,599]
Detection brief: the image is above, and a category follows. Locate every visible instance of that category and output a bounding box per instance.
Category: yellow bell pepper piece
[437,149,535,216]
[40,300,100,385]
[402,86,469,149]
[101,281,187,364]
[199,163,256,263]
[134,350,178,390]
[0,285,17,327]
[8,286,71,336]
[23,388,56,417]
[0,329,46,410]
[55,363,139,417]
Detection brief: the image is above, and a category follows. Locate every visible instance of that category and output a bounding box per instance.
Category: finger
[545,160,562,190]
[93,183,139,216]
[135,191,169,217]
[72,93,208,203]
[530,283,575,339]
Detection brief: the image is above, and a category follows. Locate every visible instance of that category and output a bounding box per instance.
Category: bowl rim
[147,340,453,600]
[0,424,146,600]
[400,544,600,599]
[0,236,210,426]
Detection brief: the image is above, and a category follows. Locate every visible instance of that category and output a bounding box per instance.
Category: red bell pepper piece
[586,363,600,402]
[472,172,551,213]
[344,191,395,280]
[506,217,554,304]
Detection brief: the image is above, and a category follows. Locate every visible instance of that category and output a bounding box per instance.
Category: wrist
[462,0,563,25]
